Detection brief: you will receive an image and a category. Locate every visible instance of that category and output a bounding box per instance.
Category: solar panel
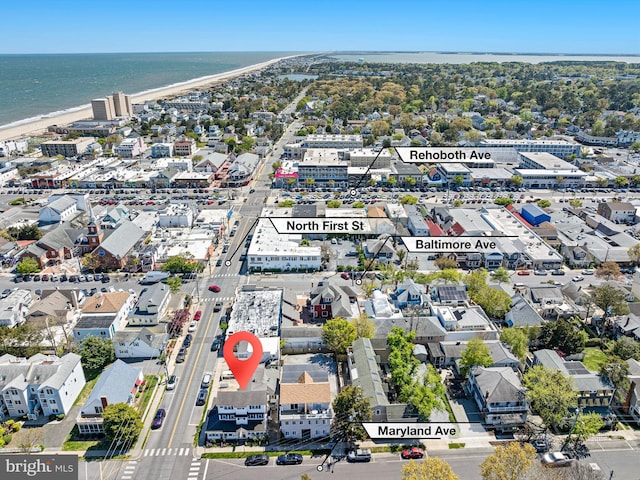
[564,362,590,375]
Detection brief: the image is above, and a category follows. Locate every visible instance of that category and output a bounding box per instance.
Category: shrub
[11,423,20,432]
[585,338,604,348]
[3,434,12,445]
[56,414,65,421]
[49,414,57,421]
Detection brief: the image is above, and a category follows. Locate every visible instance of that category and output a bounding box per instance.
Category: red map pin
[223,331,263,391]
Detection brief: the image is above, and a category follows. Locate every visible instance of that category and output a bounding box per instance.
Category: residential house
[430,340,519,371]
[100,204,130,229]
[533,349,615,413]
[504,293,545,328]
[25,290,74,326]
[76,359,143,434]
[0,353,85,420]
[0,289,32,328]
[127,283,171,326]
[347,338,389,422]
[173,138,196,157]
[430,304,499,342]
[467,366,528,432]
[597,202,636,224]
[194,151,227,173]
[308,282,356,319]
[363,235,395,259]
[113,327,168,359]
[227,153,259,187]
[393,279,428,309]
[613,314,640,341]
[429,285,468,307]
[279,365,332,440]
[205,385,269,442]
[92,221,146,270]
[73,292,134,341]
[624,359,640,425]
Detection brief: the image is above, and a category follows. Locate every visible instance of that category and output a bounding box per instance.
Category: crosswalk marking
[142,447,191,457]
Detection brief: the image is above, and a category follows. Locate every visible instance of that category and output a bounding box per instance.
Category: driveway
[11,405,81,450]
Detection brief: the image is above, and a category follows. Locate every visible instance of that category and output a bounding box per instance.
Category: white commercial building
[158,204,195,228]
[247,218,321,273]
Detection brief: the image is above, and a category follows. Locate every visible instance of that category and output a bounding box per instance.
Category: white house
[0,289,32,328]
[279,366,332,440]
[0,353,85,420]
[158,204,194,228]
[76,359,143,434]
[127,283,171,326]
[205,387,268,442]
[113,327,168,359]
[39,196,78,224]
[151,143,174,158]
[73,292,134,341]
[114,137,147,158]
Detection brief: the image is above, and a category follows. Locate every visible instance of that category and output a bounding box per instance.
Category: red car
[193,310,202,321]
[208,285,221,293]
[341,272,350,280]
[401,447,425,459]
[517,270,531,276]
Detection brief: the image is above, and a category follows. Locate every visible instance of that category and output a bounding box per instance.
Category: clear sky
[2,0,638,55]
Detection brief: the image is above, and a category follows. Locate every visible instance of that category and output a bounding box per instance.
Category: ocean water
[0,52,294,127]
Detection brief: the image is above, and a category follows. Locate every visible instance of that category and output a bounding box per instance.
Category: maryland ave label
[270,217,372,234]
[363,423,461,439]
[396,147,494,164]
[402,236,516,253]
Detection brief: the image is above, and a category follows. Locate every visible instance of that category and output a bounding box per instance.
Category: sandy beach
[0,56,293,142]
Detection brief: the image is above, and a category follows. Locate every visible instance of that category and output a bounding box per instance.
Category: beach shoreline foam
[0,55,295,142]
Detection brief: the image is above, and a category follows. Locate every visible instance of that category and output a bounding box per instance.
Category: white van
[139,271,170,285]
[221,370,234,380]
[201,373,212,389]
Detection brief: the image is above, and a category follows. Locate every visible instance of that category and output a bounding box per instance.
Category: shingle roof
[81,292,131,314]
[81,359,142,416]
[113,328,168,350]
[97,220,144,258]
[471,366,524,403]
[280,371,331,404]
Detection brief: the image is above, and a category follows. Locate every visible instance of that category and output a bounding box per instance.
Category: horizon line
[0,50,639,56]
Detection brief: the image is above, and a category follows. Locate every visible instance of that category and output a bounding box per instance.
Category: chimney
[100,396,108,409]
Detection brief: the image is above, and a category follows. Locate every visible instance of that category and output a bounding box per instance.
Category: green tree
[352,313,375,339]
[451,175,464,187]
[464,269,489,298]
[600,358,630,404]
[399,195,418,205]
[493,197,514,206]
[569,198,583,207]
[322,317,357,355]
[396,248,407,266]
[102,403,143,446]
[475,287,512,319]
[510,175,523,187]
[331,385,372,443]
[353,201,365,208]
[479,442,536,480]
[572,411,605,443]
[8,224,43,240]
[165,276,182,293]
[79,336,114,371]
[614,176,630,188]
[537,199,551,208]
[491,266,510,285]
[631,142,640,152]
[610,337,640,360]
[434,257,458,270]
[592,284,630,323]
[15,257,40,274]
[628,244,640,265]
[460,338,493,377]
[524,365,578,429]
[278,199,294,208]
[539,318,587,355]
[82,253,102,274]
[401,457,459,480]
[326,200,341,208]
[437,268,463,285]
[595,261,622,280]
[499,328,528,362]
[161,254,202,274]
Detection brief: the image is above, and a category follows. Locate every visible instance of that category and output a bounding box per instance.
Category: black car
[211,337,221,352]
[151,408,166,429]
[184,334,193,348]
[244,454,269,466]
[276,453,303,465]
[60,274,68,282]
[101,275,110,283]
[196,389,208,406]
[216,259,222,267]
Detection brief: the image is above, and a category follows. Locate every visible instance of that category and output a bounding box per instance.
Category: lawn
[137,375,159,420]
[74,372,101,406]
[582,347,608,372]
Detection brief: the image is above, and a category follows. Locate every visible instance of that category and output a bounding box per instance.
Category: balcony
[483,404,528,414]
[280,409,332,420]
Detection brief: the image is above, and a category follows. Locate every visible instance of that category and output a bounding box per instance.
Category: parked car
[401,447,425,459]
[211,337,222,352]
[276,453,303,465]
[551,269,565,276]
[196,389,208,406]
[572,275,584,282]
[347,449,372,463]
[188,322,197,332]
[517,270,531,276]
[176,347,186,363]
[151,408,166,429]
[193,310,202,321]
[208,285,221,292]
[582,269,595,275]
[101,275,111,283]
[244,454,269,466]
[340,272,350,280]
[166,375,177,391]
[183,334,193,348]
[534,270,548,276]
